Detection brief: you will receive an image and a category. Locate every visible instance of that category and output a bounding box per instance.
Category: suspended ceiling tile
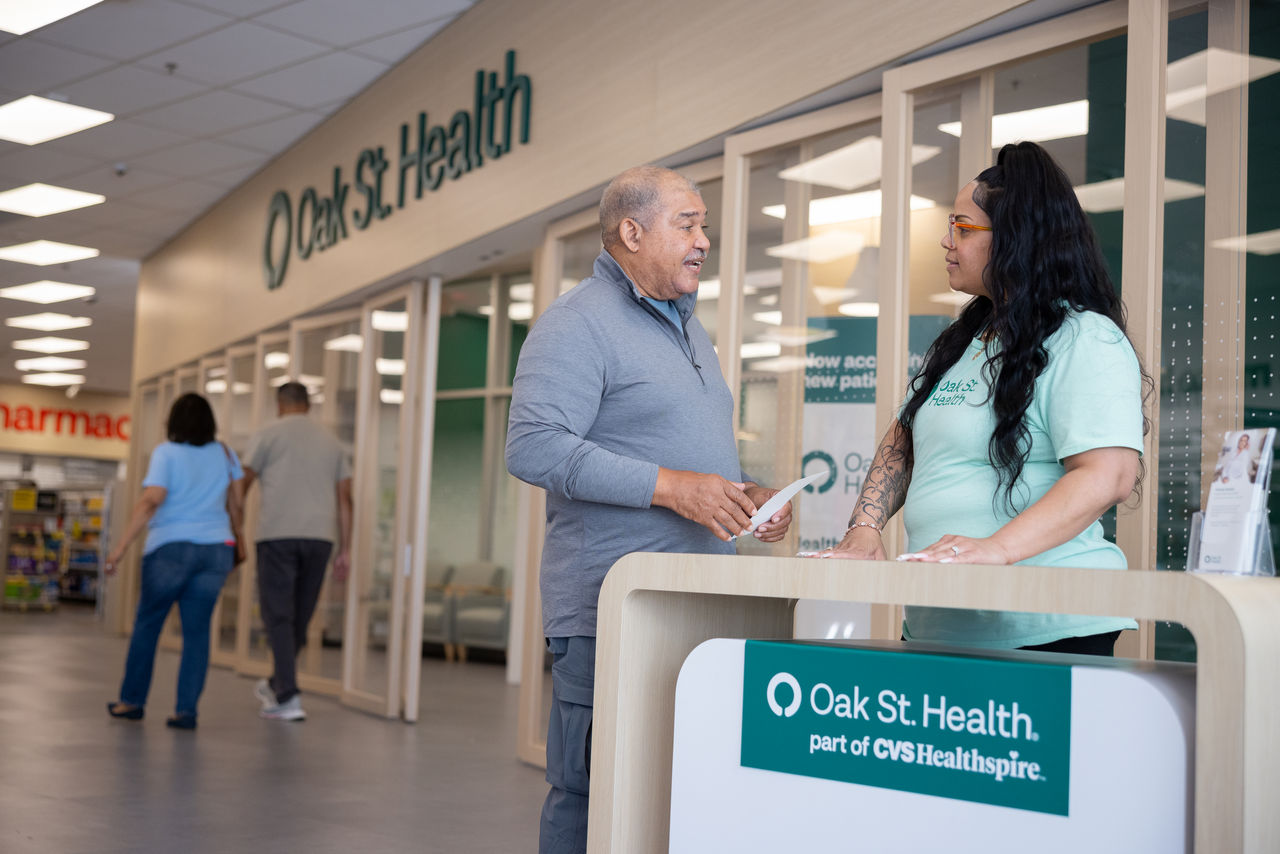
[0,213,97,246]
[132,138,265,178]
[254,0,472,47]
[33,0,234,62]
[127,178,229,213]
[231,51,388,110]
[0,146,102,184]
[52,64,209,118]
[176,0,301,17]
[139,21,329,87]
[46,119,194,161]
[60,163,183,198]
[75,226,163,261]
[133,89,291,136]
[34,198,169,233]
[199,160,266,189]
[347,16,454,64]
[0,38,116,94]
[215,109,321,153]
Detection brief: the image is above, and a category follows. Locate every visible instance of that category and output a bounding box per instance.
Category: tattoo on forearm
[848,428,912,529]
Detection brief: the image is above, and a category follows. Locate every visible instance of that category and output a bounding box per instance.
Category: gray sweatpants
[540,636,595,854]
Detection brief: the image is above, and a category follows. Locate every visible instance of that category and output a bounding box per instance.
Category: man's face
[629,181,711,301]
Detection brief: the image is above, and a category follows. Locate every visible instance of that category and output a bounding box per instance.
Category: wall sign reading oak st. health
[262,49,532,291]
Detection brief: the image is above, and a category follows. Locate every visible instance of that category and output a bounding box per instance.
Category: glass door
[291,311,362,692]
[237,333,291,673]
[343,284,424,716]
[210,346,254,667]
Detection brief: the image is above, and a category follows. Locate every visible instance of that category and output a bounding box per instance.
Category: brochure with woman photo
[1199,428,1276,573]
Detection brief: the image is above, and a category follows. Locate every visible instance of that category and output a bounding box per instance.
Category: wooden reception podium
[585,554,1280,853]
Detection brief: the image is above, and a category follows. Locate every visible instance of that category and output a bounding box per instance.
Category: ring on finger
[950,545,960,557]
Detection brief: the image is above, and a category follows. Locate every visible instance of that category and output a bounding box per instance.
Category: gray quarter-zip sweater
[506,250,746,637]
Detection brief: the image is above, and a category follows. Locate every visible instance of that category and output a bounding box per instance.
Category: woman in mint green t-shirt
[823,141,1149,656]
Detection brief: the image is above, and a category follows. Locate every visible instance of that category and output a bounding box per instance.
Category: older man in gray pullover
[506,165,793,854]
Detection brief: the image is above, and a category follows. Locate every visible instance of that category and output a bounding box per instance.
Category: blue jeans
[119,542,233,716]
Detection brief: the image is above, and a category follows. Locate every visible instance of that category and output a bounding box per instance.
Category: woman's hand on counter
[814,526,887,561]
[899,534,1013,565]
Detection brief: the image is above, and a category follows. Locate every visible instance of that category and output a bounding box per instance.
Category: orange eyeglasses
[947,214,992,246]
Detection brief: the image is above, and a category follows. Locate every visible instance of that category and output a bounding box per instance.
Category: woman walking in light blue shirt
[823,141,1149,656]
[105,393,245,728]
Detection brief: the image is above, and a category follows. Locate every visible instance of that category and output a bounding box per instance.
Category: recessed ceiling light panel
[0,0,106,35]
[0,280,96,304]
[21,372,86,387]
[5,312,92,331]
[0,240,99,266]
[0,183,105,217]
[12,336,90,353]
[15,356,87,372]
[0,95,114,145]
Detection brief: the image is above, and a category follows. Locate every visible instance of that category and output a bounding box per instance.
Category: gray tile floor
[0,606,547,854]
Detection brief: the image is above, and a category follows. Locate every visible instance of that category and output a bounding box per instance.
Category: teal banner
[741,641,1072,815]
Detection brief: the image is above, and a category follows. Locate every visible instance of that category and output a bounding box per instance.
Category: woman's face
[1238,434,1250,451]
[941,181,994,300]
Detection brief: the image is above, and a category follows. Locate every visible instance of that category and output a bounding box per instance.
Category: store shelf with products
[1,486,63,611]
[59,490,105,605]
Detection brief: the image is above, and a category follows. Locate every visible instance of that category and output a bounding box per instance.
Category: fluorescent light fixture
[763,191,934,226]
[204,379,227,394]
[509,282,534,301]
[21,372,85,387]
[779,138,941,191]
[0,183,104,217]
[697,278,720,300]
[1167,48,1280,126]
[375,358,406,376]
[752,311,783,326]
[746,356,808,374]
[0,240,99,266]
[15,356,86,372]
[1211,228,1280,256]
[759,326,838,347]
[5,312,92,331]
[380,388,404,405]
[206,366,227,378]
[740,341,783,360]
[263,351,290,369]
[0,95,114,146]
[323,334,363,352]
[371,310,407,332]
[766,230,866,265]
[0,0,106,35]
[939,100,1089,147]
[269,375,290,387]
[0,280,96,304]
[1073,177,1204,213]
[929,292,973,306]
[838,302,880,317]
[478,302,534,321]
[12,336,88,354]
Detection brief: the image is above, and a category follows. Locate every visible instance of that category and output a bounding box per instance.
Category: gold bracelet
[847,520,881,533]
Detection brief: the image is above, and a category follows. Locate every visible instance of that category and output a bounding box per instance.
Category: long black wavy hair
[898,141,1149,511]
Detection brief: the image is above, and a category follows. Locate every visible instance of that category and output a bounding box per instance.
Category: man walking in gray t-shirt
[506,165,795,853]
[243,381,353,721]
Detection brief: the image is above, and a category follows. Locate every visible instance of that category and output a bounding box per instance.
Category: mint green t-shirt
[902,310,1142,648]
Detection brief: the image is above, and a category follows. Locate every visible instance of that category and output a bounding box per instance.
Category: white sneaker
[253,679,275,710]
[260,694,306,721]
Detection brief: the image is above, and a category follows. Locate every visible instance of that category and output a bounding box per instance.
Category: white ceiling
[0,0,476,395]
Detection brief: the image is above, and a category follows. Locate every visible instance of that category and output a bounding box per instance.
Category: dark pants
[256,538,332,703]
[120,542,233,716]
[540,636,595,854]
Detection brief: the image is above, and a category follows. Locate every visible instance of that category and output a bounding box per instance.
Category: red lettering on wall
[0,403,129,441]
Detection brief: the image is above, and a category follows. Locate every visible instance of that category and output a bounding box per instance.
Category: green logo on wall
[741,641,1072,815]
[262,49,533,291]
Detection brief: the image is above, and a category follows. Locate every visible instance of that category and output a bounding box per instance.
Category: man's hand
[333,550,351,582]
[742,485,792,542]
[653,468,756,542]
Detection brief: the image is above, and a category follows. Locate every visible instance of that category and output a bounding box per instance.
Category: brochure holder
[1187,509,1276,576]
